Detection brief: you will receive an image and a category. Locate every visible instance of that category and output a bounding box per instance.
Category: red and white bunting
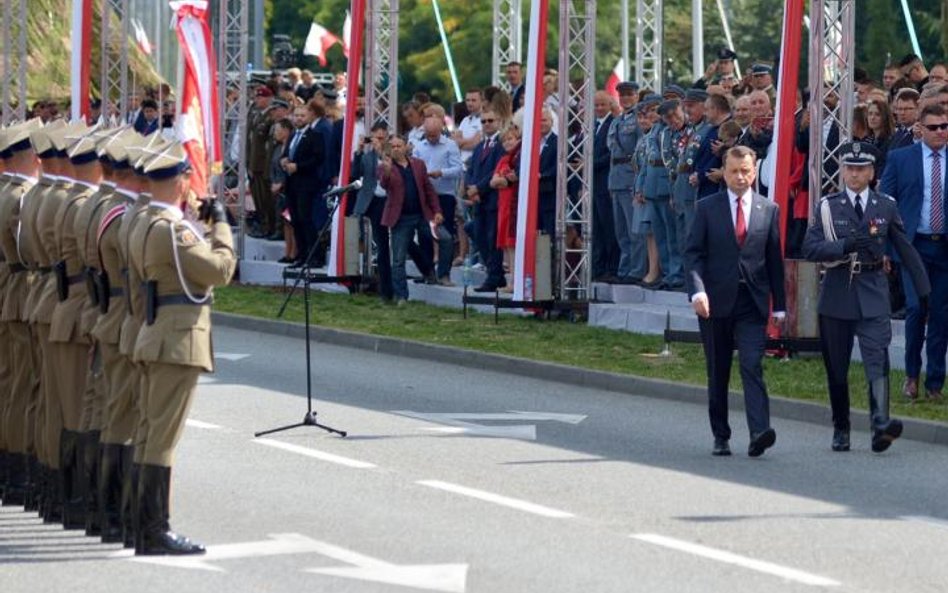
[170,0,221,195]
[512,0,551,301]
[70,0,94,121]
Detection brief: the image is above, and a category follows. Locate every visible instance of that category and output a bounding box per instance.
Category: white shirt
[457,113,482,164]
[844,186,868,211]
[727,188,753,230]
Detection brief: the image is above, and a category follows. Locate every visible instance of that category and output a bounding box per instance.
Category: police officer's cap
[657,99,681,117]
[30,119,66,159]
[751,63,773,76]
[66,125,104,166]
[272,99,290,110]
[683,89,709,103]
[3,118,43,156]
[663,85,686,99]
[142,141,192,181]
[319,87,338,101]
[839,141,879,167]
[616,81,639,94]
[636,95,662,112]
[717,47,737,61]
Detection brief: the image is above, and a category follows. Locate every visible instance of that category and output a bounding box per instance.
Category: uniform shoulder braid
[174,218,206,247]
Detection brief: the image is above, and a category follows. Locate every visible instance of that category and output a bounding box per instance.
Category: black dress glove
[200,198,228,224]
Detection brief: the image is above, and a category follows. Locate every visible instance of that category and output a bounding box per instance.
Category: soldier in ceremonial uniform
[129,142,235,555]
[93,129,144,543]
[607,81,646,284]
[49,125,100,529]
[675,89,710,255]
[803,142,931,453]
[0,119,42,506]
[247,86,275,237]
[0,129,10,503]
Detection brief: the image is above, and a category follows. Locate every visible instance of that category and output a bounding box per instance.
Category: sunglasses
[923,123,948,131]
[482,118,497,123]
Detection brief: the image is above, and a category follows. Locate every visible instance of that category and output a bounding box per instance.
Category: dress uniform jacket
[118,194,151,358]
[637,123,672,199]
[131,203,235,372]
[606,110,640,192]
[0,175,35,323]
[803,190,930,320]
[31,177,75,327]
[49,183,95,344]
[20,176,55,319]
[74,182,114,336]
[92,189,134,346]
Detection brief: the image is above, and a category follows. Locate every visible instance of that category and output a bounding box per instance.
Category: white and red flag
[70,0,94,121]
[342,11,352,58]
[605,58,625,100]
[303,21,341,67]
[170,0,221,196]
[132,18,153,56]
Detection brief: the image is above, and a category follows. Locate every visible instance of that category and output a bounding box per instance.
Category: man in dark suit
[685,145,786,457]
[592,91,618,280]
[281,103,326,267]
[465,110,506,291]
[888,88,920,152]
[135,99,160,136]
[506,62,525,112]
[537,109,558,238]
[804,142,930,453]
[351,123,393,302]
[880,103,948,402]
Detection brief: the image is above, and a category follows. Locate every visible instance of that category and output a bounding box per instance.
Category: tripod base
[254,411,347,439]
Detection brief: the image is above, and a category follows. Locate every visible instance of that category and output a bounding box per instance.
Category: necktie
[480,138,492,162]
[932,152,944,233]
[854,193,864,220]
[735,196,747,247]
[289,130,302,160]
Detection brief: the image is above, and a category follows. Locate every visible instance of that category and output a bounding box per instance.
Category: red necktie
[735,196,747,247]
[932,152,943,233]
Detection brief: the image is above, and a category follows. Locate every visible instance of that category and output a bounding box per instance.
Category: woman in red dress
[490,127,522,292]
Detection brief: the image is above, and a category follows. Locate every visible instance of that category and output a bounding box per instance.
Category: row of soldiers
[0,118,235,555]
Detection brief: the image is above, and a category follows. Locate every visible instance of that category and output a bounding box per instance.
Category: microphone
[323,179,363,198]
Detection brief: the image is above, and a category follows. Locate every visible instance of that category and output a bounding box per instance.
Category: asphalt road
[3,323,948,593]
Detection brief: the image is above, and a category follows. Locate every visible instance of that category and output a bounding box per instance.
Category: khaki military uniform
[247,106,275,234]
[0,175,37,458]
[0,173,11,455]
[130,202,235,466]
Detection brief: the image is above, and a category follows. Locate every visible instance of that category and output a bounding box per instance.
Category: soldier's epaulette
[173,219,206,247]
[877,192,896,202]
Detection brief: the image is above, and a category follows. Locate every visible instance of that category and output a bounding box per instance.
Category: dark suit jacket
[465,135,505,210]
[377,158,442,227]
[694,123,722,199]
[329,118,345,184]
[137,117,159,136]
[538,133,558,208]
[283,125,326,195]
[351,148,381,217]
[511,85,525,112]
[312,117,335,184]
[803,190,930,320]
[880,142,948,244]
[593,116,613,196]
[685,190,786,319]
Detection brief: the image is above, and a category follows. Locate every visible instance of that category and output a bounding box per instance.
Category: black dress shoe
[871,420,903,453]
[473,284,499,293]
[831,429,850,452]
[712,438,731,456]
[748,428,776,457]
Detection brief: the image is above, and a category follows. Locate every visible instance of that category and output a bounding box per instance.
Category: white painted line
[185,419,222,430]
[901,515,948,530]
[215,352,250,361]
[255,438,376,469]
[417,480,574,519]
[631,533,840,587]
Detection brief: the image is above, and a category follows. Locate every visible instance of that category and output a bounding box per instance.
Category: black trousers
[591,188,619,277]
[287,189,315,264]
[698,286,771,440]
[364,198,393,300]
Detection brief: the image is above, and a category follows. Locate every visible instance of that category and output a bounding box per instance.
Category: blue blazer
[880,142,947,243]
[465,136,505,210]
[538,133,558,207]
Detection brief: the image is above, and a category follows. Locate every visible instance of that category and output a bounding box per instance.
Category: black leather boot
[136,464,205,556]
[83,432,102,536]
[97,444,125,543]
[1,453,28,506]
[124,458,140,549]
[869,377,903,453]
[61,430,85,529]
[0,451,8,500]
[43,468,64,524]
[23,455,39,511]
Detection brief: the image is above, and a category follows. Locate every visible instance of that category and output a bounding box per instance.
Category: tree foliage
[265,0,947,101]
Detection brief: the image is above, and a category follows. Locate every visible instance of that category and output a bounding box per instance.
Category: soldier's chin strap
[820,198,855,269]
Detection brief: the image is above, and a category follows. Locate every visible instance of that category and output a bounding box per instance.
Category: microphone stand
[255,191,347,439]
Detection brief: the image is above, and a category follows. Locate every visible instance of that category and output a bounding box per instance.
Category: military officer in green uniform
[129,142,235,555]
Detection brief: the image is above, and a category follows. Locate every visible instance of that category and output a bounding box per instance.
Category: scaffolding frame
[1,0,27,123]
[492,0,522,89]
[100,0,130,124]
[217,0,249,256]
[807,0,855,208]
[365,0,399,131]
[635,0,662,93]
[555,0,596,302]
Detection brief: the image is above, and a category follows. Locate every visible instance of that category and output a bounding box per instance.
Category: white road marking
[125,533,325,571]
[255,438,376,469]
[185,419,222,430]
[631,533,841,587]
[215,352,250,361]
[393,410,587,441]
[901,515,948,530]
[417,480,574,519]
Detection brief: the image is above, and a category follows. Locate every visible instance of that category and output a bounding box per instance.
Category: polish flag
[70,0,94,121]
[342,11,352,58]
[303,21,341,67]
[605,58,625,100]
[132,18,153,55]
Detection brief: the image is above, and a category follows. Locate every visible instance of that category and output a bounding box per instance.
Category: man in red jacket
[378,135,452,305]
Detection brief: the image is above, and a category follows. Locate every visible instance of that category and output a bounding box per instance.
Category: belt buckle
[852,260,862,274]
[933,234,942,241]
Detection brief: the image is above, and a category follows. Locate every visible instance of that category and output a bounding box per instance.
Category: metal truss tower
[635,0,662,93]
[365,0,399,130]
[807,0,855,207]
[217,0,249,254]
[555,0,596,302]
[492,0,521,89]
[1,0,27,123]
[100,0,130,124]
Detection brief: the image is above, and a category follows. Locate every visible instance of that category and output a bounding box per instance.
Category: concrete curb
[212,312,948,448]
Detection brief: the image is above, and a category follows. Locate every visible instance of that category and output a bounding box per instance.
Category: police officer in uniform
[803,142,931,452]
[675,89,710,254]
[607,81,645,283]
[129,142,235,555]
